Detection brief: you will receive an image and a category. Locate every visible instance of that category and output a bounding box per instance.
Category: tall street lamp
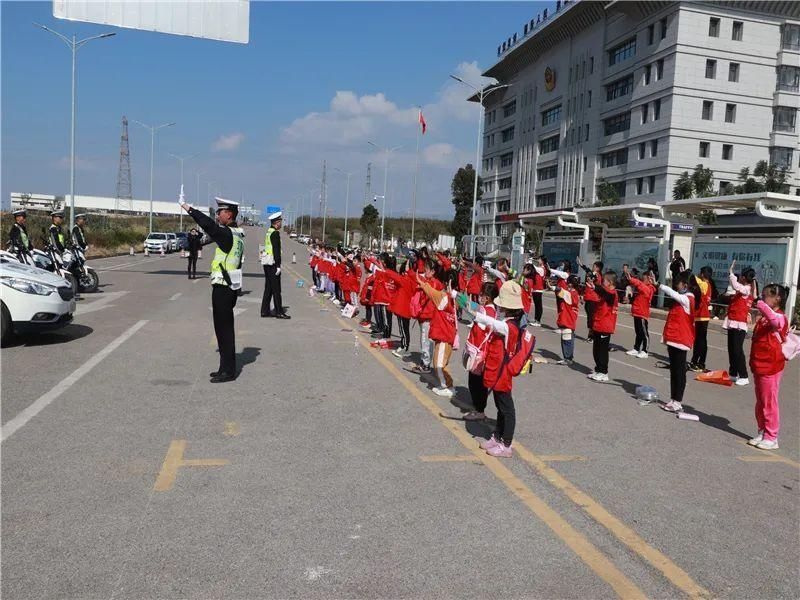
[334,168,353,247]
[133,120,175,233]
[169,153,197,230]
[368,141,401,249]
[450,75,510,257]
[35,23,116,232]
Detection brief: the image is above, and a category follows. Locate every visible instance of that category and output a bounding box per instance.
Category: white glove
[276,268,281,275]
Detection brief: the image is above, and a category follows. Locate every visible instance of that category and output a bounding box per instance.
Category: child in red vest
[417,271,458,398]
[689,266,714,372]
[658,271,696,413]
[383,261,415,358]
[578,257,603,343]
[470,281,527,458]
[624,266,657,358]
[723,260,757,386]
[466,257,484,302]
[747,284,790,450]
[554,275,581,365]
[411,260,446,375]
[462,282,500,421]
[529,256,548,327]
[588,271,618,382]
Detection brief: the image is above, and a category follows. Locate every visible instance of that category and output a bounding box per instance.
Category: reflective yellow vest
[210,231,244,289]
[263,227,276,256]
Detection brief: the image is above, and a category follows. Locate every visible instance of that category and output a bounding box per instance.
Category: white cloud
[56,156,99,171]
[212,132,245,152]
[423,143,457,167]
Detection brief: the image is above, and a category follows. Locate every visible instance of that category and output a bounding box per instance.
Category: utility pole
[321,161,328,243]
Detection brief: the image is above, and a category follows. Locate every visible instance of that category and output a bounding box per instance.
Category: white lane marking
[609,357,668,379]
[96,257,159,272]
[75,291,130,315]
[304,566,333,581]
[1,320,148,442]
[169,293,182,301]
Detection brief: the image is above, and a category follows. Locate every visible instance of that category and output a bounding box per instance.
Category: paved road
[2,227,798,599]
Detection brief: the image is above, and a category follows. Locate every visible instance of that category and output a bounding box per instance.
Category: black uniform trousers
[261,264,283,316]
[212,284,238,376]
[187,253,198,278]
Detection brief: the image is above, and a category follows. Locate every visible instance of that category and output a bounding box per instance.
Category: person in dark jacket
[187,227,203,279]
[260,211,290,319]
[8,209,33,258]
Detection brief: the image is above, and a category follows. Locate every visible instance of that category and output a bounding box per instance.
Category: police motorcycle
[3,241,77,294]
[70,244,99,293]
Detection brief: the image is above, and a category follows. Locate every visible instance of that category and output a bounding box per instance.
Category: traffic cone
[129,246,135,255]
[696,370,733,386]
[292,252,297,264]
[160,246,165,257]
[144,247,149,256]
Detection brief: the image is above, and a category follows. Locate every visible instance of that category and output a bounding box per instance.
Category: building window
[770,147,794,170]
[720,181,731,194]
[773,106,797,132]
[500,152,513,168]
[497,200,511,212]
[604,111,631,135]
[503,100,517,118]
[722,144,733,160]
[729,62,740,82]
[539,135,559,154]
[600,148,628,168]
[588,91,592,107]
[648,175,656,193]
[608,37,637,66]
[583,156,588,171]
[699,141,710,157]
[654,98,661,120]
[656,59,664,80]
[660,17,667,39]
[612,181,627,198]
[709,17,720,37]
[725,103,737,123]
[705,59,716,79]
[641,103,649,124]
[498,177,512,190]
[777,66,800,92]
[702,100,714,120]
[648,24,655,45]
[585,124,590,141]
[651,139,658,157]
[536,192,556,207]
[537,165,558,181]
[636,177,644,195]
[606,74,634,101]
[541,105,562,127]
[644,64,652,85]
[638,142,646,160]
[501,126,515,142]
[483,181,494,193]
[732,21,743,41]
[783,24,800,51]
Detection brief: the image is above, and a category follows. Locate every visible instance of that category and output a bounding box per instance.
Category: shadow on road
[2,324,94,348]
[237,346,261,375]
[681,403,752,440]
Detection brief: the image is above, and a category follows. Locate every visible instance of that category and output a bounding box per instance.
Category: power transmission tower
[364,162,371,207]
[320,160,328,242]
[115,116,133,211]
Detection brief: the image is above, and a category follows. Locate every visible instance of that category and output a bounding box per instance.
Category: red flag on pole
[419,110,427,134]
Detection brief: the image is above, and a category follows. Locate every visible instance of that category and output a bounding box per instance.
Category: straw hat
[494,280,524,310]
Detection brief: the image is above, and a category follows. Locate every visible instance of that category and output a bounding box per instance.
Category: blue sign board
[693,241,788,293]
[542,240,581,273]
[263,205,281,218]
[602,240,659,275]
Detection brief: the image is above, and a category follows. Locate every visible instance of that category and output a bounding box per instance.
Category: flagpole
[411,108,422,249]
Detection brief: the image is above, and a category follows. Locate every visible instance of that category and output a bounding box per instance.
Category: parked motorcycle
[71,246,99,293]
[3,243,77,294]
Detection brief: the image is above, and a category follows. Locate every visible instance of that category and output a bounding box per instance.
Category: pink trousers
[754,371,783,441]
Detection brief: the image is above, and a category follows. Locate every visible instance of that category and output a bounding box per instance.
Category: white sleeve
[659,284,691,312]
[728,273,750,296]
[474,311,510,337]
[557,289,573,305]
[485,266,506,281]
[533,265,545,276]
[549,268,569,280]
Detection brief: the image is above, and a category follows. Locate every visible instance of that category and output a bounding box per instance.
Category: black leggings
[633,317,649,352]
[468,371,489,413]
[727,328,748,379]
[493,390,516,445]
[385,310,394,339]
[374,305,386,333]
[592,333,611,374]
[398,316,411,351]
[532,293,543,323]
[187,254,198,277]
[585,301,597,336]
[668,345,687,402]
[691,321,709,368]
[365,305,372,323]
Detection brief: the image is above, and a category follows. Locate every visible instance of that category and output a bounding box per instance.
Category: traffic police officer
[48,210,68,253]
[72,214,88,250]
[181,196,245,383]
[8,209,33,258]
[260,211,290,319]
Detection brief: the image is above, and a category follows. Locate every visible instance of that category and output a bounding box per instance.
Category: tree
[417,219,442,246]
[673,171,693,200]
[595,178,620,206]
[359,204,380,246]
[450,164,481,243]
[733,160,789,195]
[690,164,714,197]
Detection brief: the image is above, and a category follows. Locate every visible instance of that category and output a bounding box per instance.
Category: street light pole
[35,24,116,232]
[368,142,401,249]
[334,168,353,246]
[133,120,175,233]
[450,75,510,257]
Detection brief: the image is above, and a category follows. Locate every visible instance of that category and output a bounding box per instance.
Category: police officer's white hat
[12,209,26,217]
[268,211,282,221]
[75,213,87,220]
[214,197,239,213]
[50,210,64,217]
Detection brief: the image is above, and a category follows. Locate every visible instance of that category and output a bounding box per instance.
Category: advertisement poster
[602,240,659,274]
[692,241,788,292]
[542,241,581,272]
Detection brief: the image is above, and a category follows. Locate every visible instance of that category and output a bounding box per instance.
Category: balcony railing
[773,123,796,132]
[777,82,800,93]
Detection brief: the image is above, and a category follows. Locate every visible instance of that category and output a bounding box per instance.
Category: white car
[166,232,178,252]
[289,232,298,239]
[145,232,171,254]
[0,258,76,345]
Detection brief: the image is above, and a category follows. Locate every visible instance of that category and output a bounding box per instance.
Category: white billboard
[53,0,249,44]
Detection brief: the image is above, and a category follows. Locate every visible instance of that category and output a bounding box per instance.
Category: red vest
[750,312,787,376]
[663,294,695,348]
[372,270,391,305]
[530,269,545,292]
[483,319,521,393]
[630,279,655,320]
[467,305,496,347]
[557,289,580,330]
[418,277,444,321]
[583,278,600,303]
[429,294,457,344]
[467,267,484,295]
[695,281,712,320]
[388,271,414,319]
[592,289,619,334]
[728,291,753,322]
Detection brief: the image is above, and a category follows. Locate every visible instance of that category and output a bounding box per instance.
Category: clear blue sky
[2,1,550,219]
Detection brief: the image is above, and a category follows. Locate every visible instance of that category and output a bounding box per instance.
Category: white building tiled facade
[475,0,800,238]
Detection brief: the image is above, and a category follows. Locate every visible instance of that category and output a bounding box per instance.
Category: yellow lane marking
[737,442,800,468]
[224,421,240,437]
[539,455,587,462]
[420,454,481,463]
[153,440,229,492]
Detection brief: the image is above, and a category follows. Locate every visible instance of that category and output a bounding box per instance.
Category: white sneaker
[391,349,406,359]
[589,372,609,382]
[626,349,639,356]
[433,386,454,398]
[661,400,683,412]
[756,439,779,450]
[747,430,765,446]
[735,378,750,386]
[637,351,649,359]
[531,321,542,327]
[587,371,596,378]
